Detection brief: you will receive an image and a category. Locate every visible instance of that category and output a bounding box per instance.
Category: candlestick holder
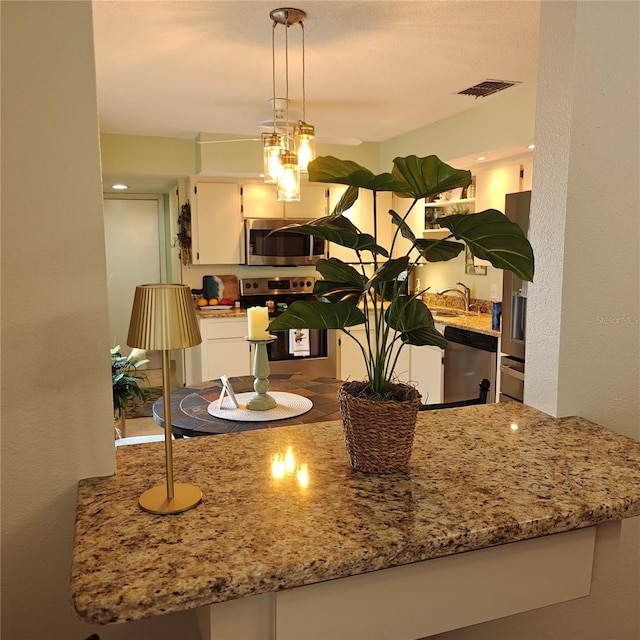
[245,336,277,410]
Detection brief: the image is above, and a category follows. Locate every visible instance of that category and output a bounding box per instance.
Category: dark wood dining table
[152,373,343,437]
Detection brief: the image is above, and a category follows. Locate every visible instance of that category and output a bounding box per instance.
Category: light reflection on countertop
[271,445,309,489]
[71,403,640,625]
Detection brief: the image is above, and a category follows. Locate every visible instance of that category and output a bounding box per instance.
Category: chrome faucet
[436,282,471,311]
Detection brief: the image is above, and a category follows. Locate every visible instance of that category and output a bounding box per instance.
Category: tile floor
[120,367,178,439]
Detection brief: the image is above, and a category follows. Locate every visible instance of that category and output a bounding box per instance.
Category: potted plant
[111,345,150,438]
[269,154,534,473]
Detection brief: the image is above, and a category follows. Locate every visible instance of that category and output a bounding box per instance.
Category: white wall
[1,0,114,636]
[431,2,640,639]
[527,1,639,431]
[0,2,198,639]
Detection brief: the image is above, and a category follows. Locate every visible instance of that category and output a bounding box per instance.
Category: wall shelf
[422,228,451,240]
[425,197,475,208]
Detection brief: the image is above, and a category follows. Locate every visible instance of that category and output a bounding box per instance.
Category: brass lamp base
[138,483,202,515]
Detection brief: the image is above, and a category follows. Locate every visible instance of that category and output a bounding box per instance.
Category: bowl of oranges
[196,297,234,310]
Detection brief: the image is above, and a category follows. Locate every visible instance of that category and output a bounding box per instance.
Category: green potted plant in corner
[269,154,534,473]
[111,345,150,438]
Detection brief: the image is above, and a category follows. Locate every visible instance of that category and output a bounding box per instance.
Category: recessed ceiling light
[112,184,128,190]
[528,144,535,150]
[477,156,486,161]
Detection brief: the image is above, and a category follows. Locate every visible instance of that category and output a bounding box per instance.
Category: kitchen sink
[432,310,468,318]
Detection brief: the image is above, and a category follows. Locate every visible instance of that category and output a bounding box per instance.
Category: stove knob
[306,280,312,288]
[252,282,258,289]
[292,281,298,288]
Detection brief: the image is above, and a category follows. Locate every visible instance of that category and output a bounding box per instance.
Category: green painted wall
[379,83,536,165]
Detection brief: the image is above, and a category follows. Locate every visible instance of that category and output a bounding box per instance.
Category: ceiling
[92,1,540,188]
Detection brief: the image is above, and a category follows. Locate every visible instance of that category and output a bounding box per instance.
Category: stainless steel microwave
[244,218,327,266]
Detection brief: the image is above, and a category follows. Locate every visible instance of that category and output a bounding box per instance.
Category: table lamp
[127,284,202,514]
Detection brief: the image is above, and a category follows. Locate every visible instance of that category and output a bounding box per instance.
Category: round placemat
[208,392,313,422]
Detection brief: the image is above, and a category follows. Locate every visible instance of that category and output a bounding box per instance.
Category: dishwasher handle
[444,325,498,353]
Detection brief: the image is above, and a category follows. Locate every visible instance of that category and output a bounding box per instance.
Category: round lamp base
[138,483,202,515]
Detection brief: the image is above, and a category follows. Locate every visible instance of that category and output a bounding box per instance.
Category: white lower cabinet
[338,322,444,404]
[185,317,251,385]
[337,327,368,383]
[409,344,444,405]
[338,325,410,388]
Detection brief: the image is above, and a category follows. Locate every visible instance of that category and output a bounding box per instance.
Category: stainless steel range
[239,276,338,378]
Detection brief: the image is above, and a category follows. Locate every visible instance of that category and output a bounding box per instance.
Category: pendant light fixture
[293,13,315,172]
[262,8,315,202]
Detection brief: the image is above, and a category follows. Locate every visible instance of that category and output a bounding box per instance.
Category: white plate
[199,305,233,310]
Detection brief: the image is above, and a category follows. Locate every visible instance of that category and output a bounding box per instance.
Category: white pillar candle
[247,306,270,340]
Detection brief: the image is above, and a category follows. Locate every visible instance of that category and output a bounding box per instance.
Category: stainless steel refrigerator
[500,190,530,402]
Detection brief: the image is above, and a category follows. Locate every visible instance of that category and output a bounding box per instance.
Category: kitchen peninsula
[71,403,640,639]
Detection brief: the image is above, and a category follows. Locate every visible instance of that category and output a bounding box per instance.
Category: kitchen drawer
[201,318,246,341]
[500,356,525,402]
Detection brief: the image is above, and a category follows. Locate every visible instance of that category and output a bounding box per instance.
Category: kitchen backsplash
[181,263,317,295]
[422,292,493,314]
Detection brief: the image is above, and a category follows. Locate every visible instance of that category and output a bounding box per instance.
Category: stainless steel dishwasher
[443,326,498,403]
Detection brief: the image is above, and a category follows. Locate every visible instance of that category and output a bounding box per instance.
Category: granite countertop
[429,307,498,337]
[194,292,499,337]
[71,403,640,625]
[196,308,247,319]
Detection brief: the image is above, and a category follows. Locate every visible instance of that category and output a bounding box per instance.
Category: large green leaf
[368,257,411,301]
[268,300,366,331]
[413,237,465,262]
[315,258,365,285]
[308,156,409,192]
[332,185,359,215]
[438,210,535,281]
[275,217,387,256]
[366,257,410,287]
[402,325,449,349]
[389,208,417,244]
[391,156,472,200]
[383,298,448,347]
[385,297,433,334]
[314,280,363,305]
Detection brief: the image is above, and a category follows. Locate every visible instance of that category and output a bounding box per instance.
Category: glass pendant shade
[294,121,316,172]
[276,150,301,202]
[262,132,285,184]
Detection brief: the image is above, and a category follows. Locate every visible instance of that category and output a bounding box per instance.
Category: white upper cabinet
[190,181,242,265]
[240,183,283,219]
[285,185,328,219]
[241,183,328,219]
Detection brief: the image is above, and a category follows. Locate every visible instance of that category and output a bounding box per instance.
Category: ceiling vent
[458,80,521,98]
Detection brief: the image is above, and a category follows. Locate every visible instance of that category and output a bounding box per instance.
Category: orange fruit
[197,298,208,307]
[209,298,219,306]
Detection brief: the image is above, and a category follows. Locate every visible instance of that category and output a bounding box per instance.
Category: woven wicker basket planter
[338,381,421,473]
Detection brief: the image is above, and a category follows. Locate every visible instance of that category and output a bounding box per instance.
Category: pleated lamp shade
[127,284,201,351]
